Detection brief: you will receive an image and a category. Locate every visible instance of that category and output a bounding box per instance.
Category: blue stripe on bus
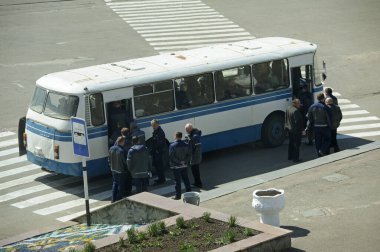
[27,151,110,177]
[136,89,292,127]
[26,120,108,142]
[202,123,262,152]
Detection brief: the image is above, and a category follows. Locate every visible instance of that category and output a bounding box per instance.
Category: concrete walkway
[201,141,380,251]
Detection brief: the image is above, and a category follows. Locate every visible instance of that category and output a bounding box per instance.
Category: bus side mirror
[322,61,327,80]
[322,73,327,81]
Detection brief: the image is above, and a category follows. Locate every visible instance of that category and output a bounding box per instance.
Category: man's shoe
[293,159,302,163]
[171,196,181,200]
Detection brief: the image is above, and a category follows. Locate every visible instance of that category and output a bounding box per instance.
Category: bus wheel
[261,113,285,147]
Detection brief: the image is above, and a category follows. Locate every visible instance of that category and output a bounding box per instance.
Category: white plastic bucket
[183,192,200,206]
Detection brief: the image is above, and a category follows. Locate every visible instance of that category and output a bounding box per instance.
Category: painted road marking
[0,147,18,157]
[0,176,81,203]
[0,132,16,138]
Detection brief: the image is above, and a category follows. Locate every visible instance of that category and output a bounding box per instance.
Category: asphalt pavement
[201,141,380,251]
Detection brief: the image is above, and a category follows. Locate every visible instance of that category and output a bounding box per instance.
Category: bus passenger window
[133,81,174,117]
[253,60,290,94]
[253,62,272,94]
[175,73,214,109]
[271,60,289,89]
[215,65,252,101]
[89,93,105,126]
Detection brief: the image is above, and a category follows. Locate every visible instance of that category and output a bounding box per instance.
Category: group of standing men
[108,118,203,202]
[285,87,342,162]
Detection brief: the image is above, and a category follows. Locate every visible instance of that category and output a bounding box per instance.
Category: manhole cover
[322,173,350,182]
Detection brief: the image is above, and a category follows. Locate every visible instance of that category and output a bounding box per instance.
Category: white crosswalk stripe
[0,164,40,179]
[0,131,16,138]
[33,190,111,215]
[12,181,108,209]
[0,138,18,148]
[0,155,27,168]
[0,176,82,203]
[106,0,255,53]
[0,172,56,191]
[0,147,19,157]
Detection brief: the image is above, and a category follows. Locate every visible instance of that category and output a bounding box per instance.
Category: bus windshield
[29,87,79,119]
[44,92,79,119]
[30,87,47,113]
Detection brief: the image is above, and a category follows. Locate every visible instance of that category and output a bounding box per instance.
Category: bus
[18,37,326,177]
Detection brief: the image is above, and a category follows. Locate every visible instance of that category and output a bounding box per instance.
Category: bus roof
[36,37,317,94]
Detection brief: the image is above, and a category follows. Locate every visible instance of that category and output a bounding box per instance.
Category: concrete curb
[200,141,380,202]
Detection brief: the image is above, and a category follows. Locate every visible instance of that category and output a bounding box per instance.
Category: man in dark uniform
[150,119,167,185]
[285,99,304,162]
[169,132,192,200]
[185,123,203,188]
[108,137,131,202]
[127,136,151,193]
[325,97,343,153]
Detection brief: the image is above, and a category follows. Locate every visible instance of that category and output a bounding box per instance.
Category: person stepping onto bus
[325,97,342,153]
[130,122,146,145]
[169,132,192,200]
[127,136,151,194]
[185,123,203,188]
[109,136,132,202]
[150,119,167,185]
[306,93,332,157]
[285,99,304,163]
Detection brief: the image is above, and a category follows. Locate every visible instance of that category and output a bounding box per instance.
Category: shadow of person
[280,226,310,238]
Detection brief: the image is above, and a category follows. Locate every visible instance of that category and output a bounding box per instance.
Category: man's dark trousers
[288,131,302,161]
[153,152,165,182]
[314,126,331,156]
[111,171,132,202]
[173,168,191,199]
[134,178,149,194]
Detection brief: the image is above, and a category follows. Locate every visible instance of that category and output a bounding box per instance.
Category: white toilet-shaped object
[252,188,285,227]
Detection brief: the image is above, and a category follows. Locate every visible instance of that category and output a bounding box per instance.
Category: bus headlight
[54,144,59,159]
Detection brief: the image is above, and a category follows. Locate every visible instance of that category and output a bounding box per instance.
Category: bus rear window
[44,92,79,120]
[30,87,47,113]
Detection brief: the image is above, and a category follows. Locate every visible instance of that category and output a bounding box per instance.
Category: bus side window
[175,73,214,109]
[133,81,174,117]
[89,93,105,126]
[215,66,251,101]
[270,60,289,89]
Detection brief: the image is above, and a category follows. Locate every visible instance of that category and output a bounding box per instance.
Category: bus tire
[261,113,285,147]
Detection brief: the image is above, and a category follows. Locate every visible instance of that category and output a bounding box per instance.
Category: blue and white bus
[18,37,325,176]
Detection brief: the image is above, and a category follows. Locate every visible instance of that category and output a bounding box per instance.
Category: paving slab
[201,142,380,251]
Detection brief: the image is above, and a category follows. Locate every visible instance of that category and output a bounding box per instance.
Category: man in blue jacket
[169,132,192,200]
[127,136,151,193]
[307,93,332,157]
